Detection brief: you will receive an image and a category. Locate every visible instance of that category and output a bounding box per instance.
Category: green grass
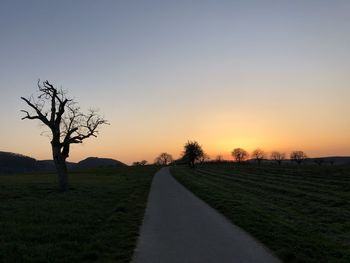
[0,166,158,263]
[171,164,350,263]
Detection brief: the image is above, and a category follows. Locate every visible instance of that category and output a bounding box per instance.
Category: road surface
[132,167,280,263]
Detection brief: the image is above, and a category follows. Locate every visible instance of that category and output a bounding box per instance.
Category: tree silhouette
[183,141,204,168]
[199,152,210,164]
[231,148,248,163]
[154,152,173,166]
[140,160,148,165]
[290,151,307,165]
[251,148,266,165]
[270,151,286,165]
[21,80,108,191]
[133,160,148,166]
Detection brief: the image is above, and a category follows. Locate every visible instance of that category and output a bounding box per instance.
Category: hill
[0,151,126,173]
[0,151,37,173]
[75,157,127,169]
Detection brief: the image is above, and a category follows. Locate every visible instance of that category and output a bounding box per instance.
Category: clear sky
[1,0,349,164]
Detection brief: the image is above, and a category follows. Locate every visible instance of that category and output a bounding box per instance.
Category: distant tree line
[136,141,339,169]
[231,148,308,165]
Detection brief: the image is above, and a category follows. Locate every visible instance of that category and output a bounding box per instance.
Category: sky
[0,0,350,164]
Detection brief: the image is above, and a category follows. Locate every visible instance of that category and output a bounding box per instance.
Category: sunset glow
[1,1,349,164]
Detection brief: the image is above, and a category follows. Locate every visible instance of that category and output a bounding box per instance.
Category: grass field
[0,166,158,263]
[171,164,350,263]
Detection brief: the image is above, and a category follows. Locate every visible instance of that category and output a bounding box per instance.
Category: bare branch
[20,110,41,120]
[20,97,50,126]
[67,111,108,144]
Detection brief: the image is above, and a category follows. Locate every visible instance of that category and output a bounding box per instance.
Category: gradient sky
[1,0,350,164]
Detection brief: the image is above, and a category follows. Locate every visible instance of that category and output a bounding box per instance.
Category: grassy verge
[170,164,350,263]
[0,166,158,263]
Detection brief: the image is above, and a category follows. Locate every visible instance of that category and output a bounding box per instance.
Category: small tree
[290,151,307,165]
[199,152,210,164]
[232,148,248,163]
[183,141,204,168]
[251,148,266,165]
[133,160,148,166]
[270,151,286,165]
[154,152,173,166]
[21,80,108,191]
[140,160,148,165]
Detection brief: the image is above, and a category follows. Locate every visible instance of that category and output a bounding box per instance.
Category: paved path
[132,168,280,263]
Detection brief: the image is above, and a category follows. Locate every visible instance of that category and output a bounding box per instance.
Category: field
[171,164,350,263]
[0,166,158,263]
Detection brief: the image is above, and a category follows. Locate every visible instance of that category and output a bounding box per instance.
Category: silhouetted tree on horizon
[133,160,148,166]
[271,151,286,165]
[199,152,210,164]
[154,152,173,166]
[21,80,108,192]
[183,141,204,168]
[290,151,307,165]
[232,148,248,163]
[252,148,266,165]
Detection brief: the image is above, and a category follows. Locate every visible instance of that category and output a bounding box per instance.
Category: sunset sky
[1,0,350,164]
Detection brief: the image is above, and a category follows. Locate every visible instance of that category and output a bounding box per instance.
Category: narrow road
[132,167,280,263]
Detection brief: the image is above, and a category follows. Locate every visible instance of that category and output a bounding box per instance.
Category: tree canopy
[183,141,204,168]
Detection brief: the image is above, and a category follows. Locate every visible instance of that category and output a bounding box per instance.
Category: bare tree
[290,151,307,165]
[21,80,108,191]
[270,151,286,165]
[231,148,248,163]
[183,141,204,168]
[251,148,266,165]
[154,152,173,166]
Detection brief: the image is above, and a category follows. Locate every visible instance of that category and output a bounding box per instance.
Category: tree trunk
[190,160,195,168]
[52,145,68,192]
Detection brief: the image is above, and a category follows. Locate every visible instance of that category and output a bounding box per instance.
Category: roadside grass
[170,164,350,263]
[0,166,158,263]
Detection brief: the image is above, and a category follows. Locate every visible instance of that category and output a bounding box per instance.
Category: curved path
[132,168,280,263]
